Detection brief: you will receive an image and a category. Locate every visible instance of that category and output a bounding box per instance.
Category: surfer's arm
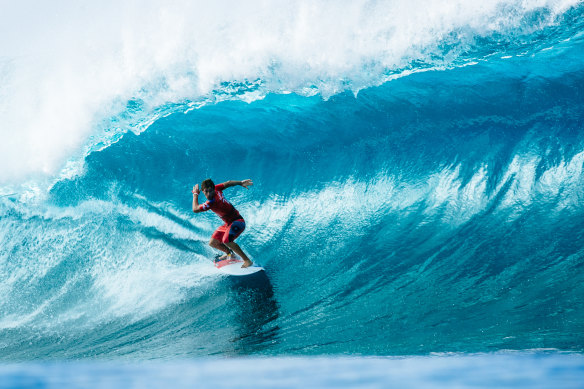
[221,179,253,190]
[192,185,204,213]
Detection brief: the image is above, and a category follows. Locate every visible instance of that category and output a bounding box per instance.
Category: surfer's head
[201,178,215,200]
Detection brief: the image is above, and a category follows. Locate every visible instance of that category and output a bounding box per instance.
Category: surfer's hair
[201,178,215,190]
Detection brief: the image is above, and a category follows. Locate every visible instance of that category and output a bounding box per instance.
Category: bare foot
[218,253,232,261]
[241,260,253,268]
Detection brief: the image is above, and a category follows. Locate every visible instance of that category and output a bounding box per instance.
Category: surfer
[192,178,253,268]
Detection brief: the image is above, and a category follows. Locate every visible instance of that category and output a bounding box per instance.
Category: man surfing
[192,178,253,268]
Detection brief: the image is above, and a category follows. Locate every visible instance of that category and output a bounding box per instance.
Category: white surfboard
[214,256,264,276]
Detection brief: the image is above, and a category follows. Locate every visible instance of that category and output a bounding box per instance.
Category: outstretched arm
[221,179,253,190]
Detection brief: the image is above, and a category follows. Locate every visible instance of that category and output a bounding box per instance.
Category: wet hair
[201,178,215,190]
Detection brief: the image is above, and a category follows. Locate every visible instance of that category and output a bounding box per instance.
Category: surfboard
[214,256,264,276]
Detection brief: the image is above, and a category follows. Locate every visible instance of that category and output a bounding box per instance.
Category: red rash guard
[198,184,243,224]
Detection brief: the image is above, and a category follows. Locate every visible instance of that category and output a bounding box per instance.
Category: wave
[0,1,584,359]
[0,0,582,186]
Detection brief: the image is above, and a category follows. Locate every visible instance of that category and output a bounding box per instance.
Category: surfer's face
[202,186,215,200]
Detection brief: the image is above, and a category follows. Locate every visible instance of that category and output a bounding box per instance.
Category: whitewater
[1,0,584,386]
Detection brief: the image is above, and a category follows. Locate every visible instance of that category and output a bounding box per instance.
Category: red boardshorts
[211,219,246,244]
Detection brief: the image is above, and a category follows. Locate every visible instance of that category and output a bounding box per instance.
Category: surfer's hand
[192,184,200,195]
[241,179,253,189]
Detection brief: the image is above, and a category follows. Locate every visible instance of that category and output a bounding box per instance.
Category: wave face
[1,1,584,359]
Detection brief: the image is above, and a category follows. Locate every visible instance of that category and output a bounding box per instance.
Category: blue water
[1,0,584,386]
[1,354,584,389]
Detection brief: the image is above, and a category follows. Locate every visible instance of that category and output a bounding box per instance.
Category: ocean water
[1,0,584,386]
[1,354,584,389]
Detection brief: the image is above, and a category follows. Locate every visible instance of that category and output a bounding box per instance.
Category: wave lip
[1,1,582,184]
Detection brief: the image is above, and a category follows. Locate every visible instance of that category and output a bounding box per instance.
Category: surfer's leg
[224,242,252,268]
[210,224,231,259]
[209,238,231,258]
[223,219,251,267]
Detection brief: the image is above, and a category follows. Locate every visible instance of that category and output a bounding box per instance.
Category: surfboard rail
[214,257,264,276]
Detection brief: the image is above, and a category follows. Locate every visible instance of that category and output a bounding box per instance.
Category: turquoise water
[1,0,584,385]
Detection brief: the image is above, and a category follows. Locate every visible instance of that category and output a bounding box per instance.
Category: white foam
[0,196,218,328]
[0,0,578,185]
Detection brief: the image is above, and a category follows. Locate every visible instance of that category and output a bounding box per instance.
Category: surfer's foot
[218,253,232,261]
[241,260,253,268]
